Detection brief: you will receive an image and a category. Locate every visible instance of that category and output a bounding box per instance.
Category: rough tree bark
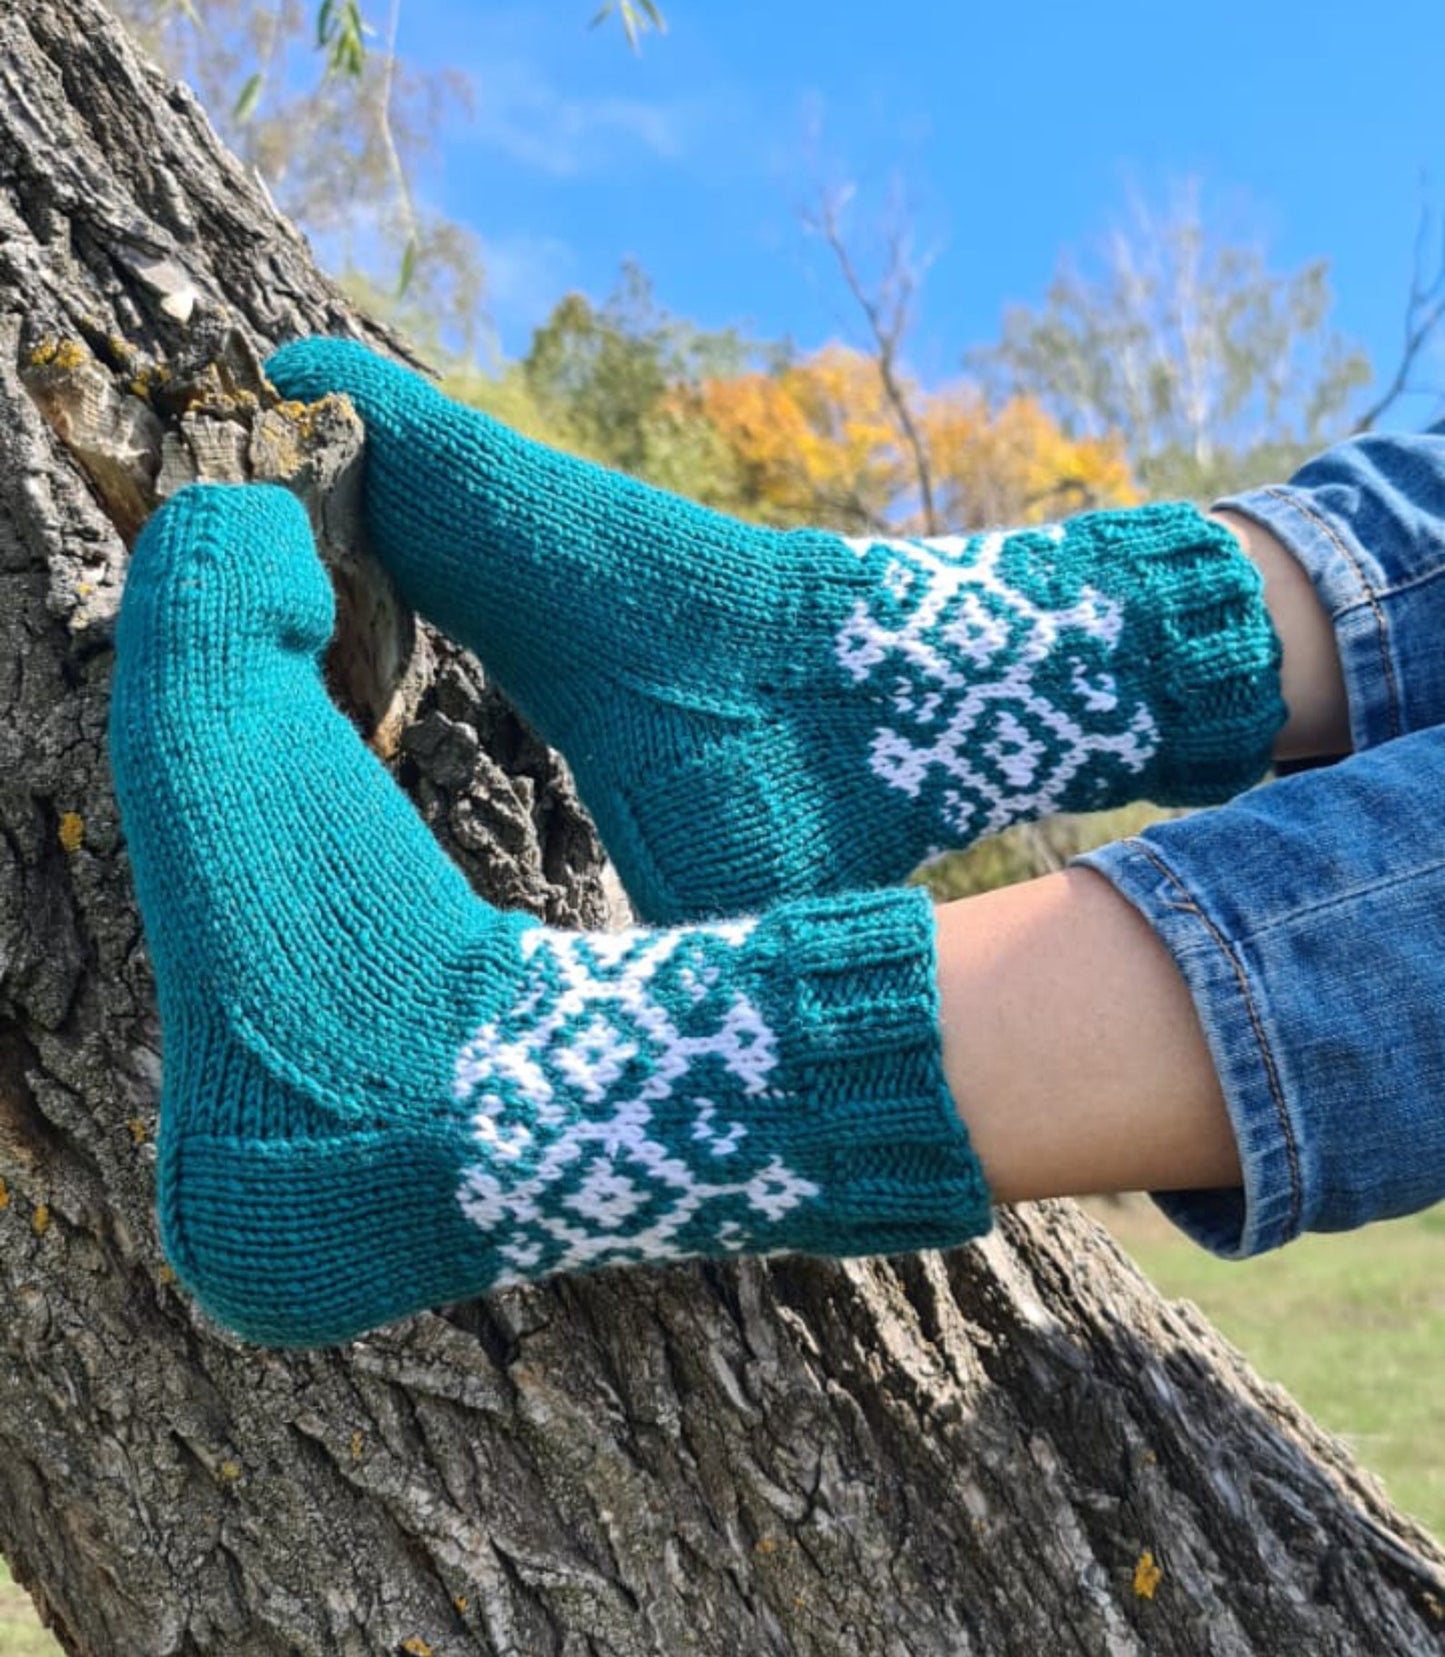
[1,5,1443,1653]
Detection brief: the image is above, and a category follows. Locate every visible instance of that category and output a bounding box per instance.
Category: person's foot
[269,339,1286,924]
[109,483,989,1346]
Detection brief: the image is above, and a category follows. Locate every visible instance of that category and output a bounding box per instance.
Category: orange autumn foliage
[691,345,904,531]
[693,344,1137,534]
[923,386,1138,529]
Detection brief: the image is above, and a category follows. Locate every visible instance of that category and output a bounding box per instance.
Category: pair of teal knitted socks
[108,341,1285,1345]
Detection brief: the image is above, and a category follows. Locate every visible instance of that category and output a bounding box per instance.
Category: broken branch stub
[20,321,421,750]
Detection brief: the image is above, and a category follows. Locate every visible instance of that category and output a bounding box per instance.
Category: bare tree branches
[1353,199,1445,432]
[803,185,941,534]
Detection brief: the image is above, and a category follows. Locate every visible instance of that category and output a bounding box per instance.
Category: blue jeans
[1076,431,1445,1257]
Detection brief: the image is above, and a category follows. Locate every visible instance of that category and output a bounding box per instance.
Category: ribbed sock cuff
[745,885,992,1258]
[1108,503,1287,805]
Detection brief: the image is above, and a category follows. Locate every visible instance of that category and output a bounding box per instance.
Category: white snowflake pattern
[836,528,1159,837]
[453,923,819,1283]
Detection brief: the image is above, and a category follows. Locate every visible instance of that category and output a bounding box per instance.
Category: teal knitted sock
[268,340,1287,925]
[109,483,989,1348]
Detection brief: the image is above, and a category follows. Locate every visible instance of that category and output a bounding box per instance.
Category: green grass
[1091,1199,1445,1539]
[0,1558,58,1657]
[1,1210,1438,1654]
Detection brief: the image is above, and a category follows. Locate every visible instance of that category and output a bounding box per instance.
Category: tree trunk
[1,5,1443,1653]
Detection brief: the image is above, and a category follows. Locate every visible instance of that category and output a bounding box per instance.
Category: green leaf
[590,0,667,51]
[396,235,418,300]
[233,71,264,123]
[317,0,369,79]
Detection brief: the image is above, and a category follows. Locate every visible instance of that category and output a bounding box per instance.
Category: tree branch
[1353,200,1445,432]
[806,187,941,535]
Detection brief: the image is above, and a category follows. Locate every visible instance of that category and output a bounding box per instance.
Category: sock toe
[118,481,335,661]
[267,337,435,445]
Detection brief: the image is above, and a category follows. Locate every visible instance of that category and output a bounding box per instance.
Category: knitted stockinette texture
[108,483,989,1348]
[268,339,1288,925]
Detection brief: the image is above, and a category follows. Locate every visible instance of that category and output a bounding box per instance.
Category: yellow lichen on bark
[1133,1549,1163,1599]
[30,336,88,372]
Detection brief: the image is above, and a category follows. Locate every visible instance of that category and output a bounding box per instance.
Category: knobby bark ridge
[1,4,1443,1652]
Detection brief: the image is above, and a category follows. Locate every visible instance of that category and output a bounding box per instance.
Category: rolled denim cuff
[1075,834,1302,1258]
[1076,730,1445,1258]
[1217,430,1445,752]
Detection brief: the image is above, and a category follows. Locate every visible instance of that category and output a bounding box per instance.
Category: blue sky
[395,2,1445,426]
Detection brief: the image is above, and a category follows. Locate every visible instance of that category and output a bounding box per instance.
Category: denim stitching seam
[1193,850,1445,945]
[1128,838,1304,1241]
[1259,486,1402,742]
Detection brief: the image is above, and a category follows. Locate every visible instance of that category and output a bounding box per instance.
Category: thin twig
[809,189,940,535]
[1353,202,1445,432]
[376,0,419,291]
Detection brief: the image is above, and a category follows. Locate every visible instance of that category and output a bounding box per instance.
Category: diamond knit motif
[836,526,1161,843]
[455,922,819,1284]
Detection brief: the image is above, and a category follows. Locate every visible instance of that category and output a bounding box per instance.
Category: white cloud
[464,57,690,178]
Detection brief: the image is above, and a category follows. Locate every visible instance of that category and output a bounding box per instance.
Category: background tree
[1353,196,1445,431]
[692,344,911,531]
[3,7,1445,1655]
[980,178,1374,500]
[690,352,1137,534]
[450,257,1136,541]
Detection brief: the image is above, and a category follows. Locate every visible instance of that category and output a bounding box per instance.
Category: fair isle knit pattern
[108,483,989,1349]
[267,339,1287,924]
[835,524,1160,846]
[454,921,817,1285]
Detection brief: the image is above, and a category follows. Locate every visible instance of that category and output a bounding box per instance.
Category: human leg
[918,434,1445,1241]
[934,865,1241,1205]
[267,341,1287,923]
[1212,509,1349,764]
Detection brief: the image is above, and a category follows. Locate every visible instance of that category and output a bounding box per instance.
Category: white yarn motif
[835,528,1160,839]
[453,922,818,1285]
